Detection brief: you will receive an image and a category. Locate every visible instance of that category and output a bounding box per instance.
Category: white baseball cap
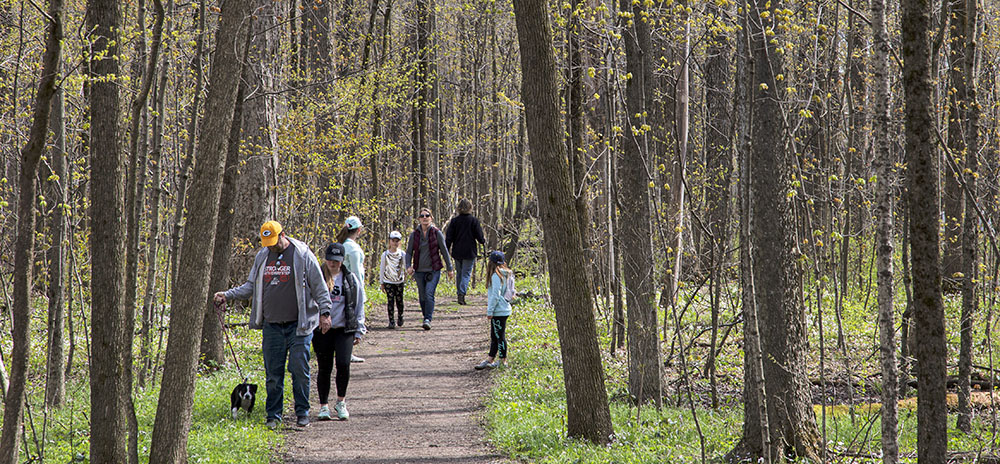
[389,230,402,240]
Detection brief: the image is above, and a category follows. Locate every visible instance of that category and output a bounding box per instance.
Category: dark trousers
[489,316,509,359]
[312,327,354,403]
[384,282,404,321]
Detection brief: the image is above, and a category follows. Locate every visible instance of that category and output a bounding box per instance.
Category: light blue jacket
[342,238,365,284]
[487,270,512,317]
[224,237,333,336]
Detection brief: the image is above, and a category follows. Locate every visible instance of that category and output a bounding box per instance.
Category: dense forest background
[1,0,1000,461]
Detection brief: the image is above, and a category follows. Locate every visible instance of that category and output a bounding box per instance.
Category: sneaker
[474,360,494,370]
[397,316,404,327]
[296,415,309,427]
[458,294,466,305]
[317,405,332,421]
[490,361,502,369]
[351,354,365,363]
[334,400,350,420]
[265,418,280,430]
[388,319,396,329]
[422,319,431,330]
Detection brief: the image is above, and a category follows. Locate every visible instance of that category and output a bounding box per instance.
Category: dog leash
[215,301,248,383]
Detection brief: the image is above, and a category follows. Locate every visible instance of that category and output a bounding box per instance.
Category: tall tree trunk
[902,0,948,458]
[139,57,170,388]
[169,0,207,289]
[956,0,980,434]
[872,0,899,458]
[512,0,614,444]
[44,64,67,409]
[620,0,661,406]
[0,0,61,460]
[148,0,249,460]
[702,0,732,411]
[942,0,968,288]
[201,69,247,367]
[233,0,279,306]
[735,0,822,459]
[566,0,590,254]
[84,0,132,461]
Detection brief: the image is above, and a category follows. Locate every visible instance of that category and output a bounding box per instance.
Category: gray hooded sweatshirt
[224,236,333,336]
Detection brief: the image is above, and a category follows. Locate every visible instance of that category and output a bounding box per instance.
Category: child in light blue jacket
[474,250,513,370]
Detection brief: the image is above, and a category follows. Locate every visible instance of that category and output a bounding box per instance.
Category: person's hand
[406,266,415,276]
[353,336,362,346]
[213,292,226,305]
[448,270,455,280]
[487,315,493,320]
[319,314,332,334]
[381,283,387,292]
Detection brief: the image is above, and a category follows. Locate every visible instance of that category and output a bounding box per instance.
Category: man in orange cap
[214,220,332,428]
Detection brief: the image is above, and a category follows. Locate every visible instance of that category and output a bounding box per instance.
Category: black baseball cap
[325,242,346,262]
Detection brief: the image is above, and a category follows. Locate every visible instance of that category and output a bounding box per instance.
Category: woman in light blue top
[336,215,367,363]
[474,250,513,370]
[336,216,366,285]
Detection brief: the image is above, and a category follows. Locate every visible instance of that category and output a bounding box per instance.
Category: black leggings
[384,283,404,320]
[312,327,354,403]
[489,316,508,359]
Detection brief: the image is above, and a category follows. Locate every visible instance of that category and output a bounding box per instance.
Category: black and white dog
[230,381,258,419]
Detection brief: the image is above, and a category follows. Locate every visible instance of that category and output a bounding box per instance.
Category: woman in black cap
[313,242,367,421]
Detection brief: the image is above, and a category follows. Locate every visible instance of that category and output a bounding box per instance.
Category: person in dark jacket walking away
[445,199,485,305]
[214,221,333,429]
[313,242,366,421]
[406,207,454,330]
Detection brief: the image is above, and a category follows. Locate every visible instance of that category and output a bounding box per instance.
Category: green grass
[482,273,1000,463]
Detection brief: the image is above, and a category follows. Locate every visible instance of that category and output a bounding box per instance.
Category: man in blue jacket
[214,220,332,428]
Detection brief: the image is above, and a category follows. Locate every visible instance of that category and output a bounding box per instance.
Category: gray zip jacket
[224,237,333,336]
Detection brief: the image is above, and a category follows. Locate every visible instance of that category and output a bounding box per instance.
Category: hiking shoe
[397,316,404,327]
[351,354,365,363]
[296,415,309,427]
[474,360,494,370]
[334,401,350,420]
[388,319,396,329]
[458,294,467,305]
[317,405,332,421]
[266,418,280,430]
[422,319,431,330]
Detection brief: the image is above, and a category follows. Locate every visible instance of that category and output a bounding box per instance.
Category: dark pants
[312,327,354,403]
[384,282,404,321]
[262,322,312,420]
[414,270,441,321]
[489,316,509,359]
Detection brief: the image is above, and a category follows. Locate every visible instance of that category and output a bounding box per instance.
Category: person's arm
[474,218,486,246]
[379,252,387,283]
[306,253,333,316]
[438,229,454,272]
[222,252,260,302]
[404,237,414,269]
[353,274,367,337]
[487,273,501,317]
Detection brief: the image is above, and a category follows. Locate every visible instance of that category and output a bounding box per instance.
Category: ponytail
[336,226,352,244]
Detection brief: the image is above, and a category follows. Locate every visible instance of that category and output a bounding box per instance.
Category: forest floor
[277,294,508,464]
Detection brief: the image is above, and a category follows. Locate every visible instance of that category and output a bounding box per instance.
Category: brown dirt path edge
[279,294,508,464]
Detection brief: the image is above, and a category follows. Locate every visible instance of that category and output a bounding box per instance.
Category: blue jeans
[262,322,313,420]
[455,258,475,296]
[414,270,441,321]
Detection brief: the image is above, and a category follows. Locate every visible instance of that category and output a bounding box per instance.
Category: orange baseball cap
[260,221,282,247]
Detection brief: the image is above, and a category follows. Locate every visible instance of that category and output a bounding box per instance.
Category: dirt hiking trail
[279,294,508,464]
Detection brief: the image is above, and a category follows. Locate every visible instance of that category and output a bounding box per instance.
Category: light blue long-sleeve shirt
[487,270,512,317]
